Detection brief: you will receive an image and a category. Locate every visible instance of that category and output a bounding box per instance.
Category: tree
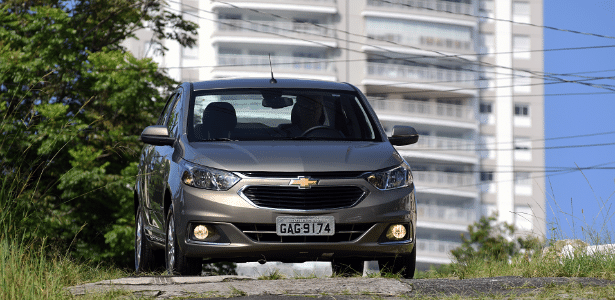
[451,215,542,265]
[0,0,197,266]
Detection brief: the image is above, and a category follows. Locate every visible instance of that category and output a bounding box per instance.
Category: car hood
[182,141,403,173]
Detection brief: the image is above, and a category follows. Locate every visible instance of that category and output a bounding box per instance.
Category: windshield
[188,88,380,142]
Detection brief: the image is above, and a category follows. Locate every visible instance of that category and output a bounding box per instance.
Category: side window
[157,93,176,126]
[166,91,183,138]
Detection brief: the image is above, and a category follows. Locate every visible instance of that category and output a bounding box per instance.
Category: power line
[199,1,615,93]
[401,141,615,153]
[168,0,615,96]
[410,161,615,193]
[371,0,615,40]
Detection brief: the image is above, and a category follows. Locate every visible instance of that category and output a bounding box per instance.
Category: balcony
[366,62,476,87]
[367,0,474,15]
[414,135,474,152]
[213,0,338,14]
[217,19,335,38]
[416,239,460,259]
[369,98,474,122]
[417,204,476,225]
[413,171,476,192]
[218,54,332,73]
[367,32,472,51]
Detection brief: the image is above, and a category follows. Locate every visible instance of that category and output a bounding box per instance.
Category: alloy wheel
[166,215,176,273]
[135,210,143,271]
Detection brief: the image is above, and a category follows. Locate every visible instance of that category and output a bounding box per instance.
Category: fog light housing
[386,224,407,240]
[193,225,210,240]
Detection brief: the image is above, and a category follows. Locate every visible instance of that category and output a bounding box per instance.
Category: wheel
[135,205,157,273]
[300,125,345,138]
[378,244,416,279]
[331,259,364,276]
[165,205,202,275]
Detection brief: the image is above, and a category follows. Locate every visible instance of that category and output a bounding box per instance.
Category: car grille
[241,186,365,210]
[234,223,375,243]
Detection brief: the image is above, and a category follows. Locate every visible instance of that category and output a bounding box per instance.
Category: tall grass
[417,174,615,281]
[0,155,129,299]
[545,169,615,246]
[0,236,129,300]
[0,91,129,300]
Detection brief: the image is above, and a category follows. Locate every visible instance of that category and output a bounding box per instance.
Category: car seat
[197,102,237,140]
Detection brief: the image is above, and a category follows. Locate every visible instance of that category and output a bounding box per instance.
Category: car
[134,78,419,278]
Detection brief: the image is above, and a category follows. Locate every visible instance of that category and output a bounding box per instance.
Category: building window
[480,171,494,193]
[482,33,494,56]
[479,135,495,159]
[513,70,532,93]
[514,205,533,231]
[514,137,531,150]
[365,17,473,50]
[480,171,494,182]
[219,13,241,20]
[514,103,530,116]
[515,172,531,185]
[513,35,531,59]
[480,102,492,113]
[514,137,532,161]
[480,102,494,124]
[512,1,531,23]
[480,0,494,22]
[514,172,532,195]
[481,67,495,90]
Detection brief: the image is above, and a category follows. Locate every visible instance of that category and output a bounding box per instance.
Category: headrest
[291,96,324,131]
[202,102,237,132]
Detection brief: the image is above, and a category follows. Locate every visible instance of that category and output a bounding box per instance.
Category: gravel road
[68,275,615,299]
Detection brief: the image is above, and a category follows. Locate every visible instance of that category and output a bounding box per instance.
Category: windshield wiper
[279,136,320,140]
[279,136,349,141]
[200,138,236,141]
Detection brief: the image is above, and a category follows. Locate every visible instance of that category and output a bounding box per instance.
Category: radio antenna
[269,54,277,84]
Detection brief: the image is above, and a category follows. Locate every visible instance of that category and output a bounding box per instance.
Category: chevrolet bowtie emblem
[289,177,319,189]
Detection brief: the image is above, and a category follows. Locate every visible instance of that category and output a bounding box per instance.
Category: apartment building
[124,0,545,270]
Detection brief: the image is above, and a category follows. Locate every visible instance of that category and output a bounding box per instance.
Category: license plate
[276,216,335,236]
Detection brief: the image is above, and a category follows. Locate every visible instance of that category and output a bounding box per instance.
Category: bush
[451,215,542,265]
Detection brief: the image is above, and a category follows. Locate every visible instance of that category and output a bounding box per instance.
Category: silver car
[135,78,419,278]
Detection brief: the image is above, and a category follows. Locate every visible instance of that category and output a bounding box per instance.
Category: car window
[166,91,182,138]
[189,88,379,142]
[157,92,177,126]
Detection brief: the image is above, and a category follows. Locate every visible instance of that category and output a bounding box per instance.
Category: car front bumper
[175,176,416,263]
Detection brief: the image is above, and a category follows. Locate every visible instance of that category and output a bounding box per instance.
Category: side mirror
[140,125,175,146]
[388,125,419,146]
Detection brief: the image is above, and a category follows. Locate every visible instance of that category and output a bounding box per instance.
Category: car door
[150,89,183,234]
[144,91,179,239]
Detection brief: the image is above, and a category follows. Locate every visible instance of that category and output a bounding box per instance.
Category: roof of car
[190,78,357,92]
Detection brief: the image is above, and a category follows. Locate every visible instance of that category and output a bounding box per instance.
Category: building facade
[124,0,545,270]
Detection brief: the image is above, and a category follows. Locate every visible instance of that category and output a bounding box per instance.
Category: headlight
[181,160,240,191]
[367,164,412,190]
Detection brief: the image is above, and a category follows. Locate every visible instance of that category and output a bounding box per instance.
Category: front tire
[135,205,156,273]
[378,244,416,279]
[165,205,202,276]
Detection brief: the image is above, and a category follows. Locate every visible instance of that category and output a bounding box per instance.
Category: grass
[422,250,615,281]
[257,269,286,280]
[0,236,130,300]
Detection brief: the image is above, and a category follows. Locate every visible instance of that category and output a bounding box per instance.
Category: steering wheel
[300,126,346,138]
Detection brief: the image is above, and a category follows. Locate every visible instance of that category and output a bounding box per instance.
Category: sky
[543,0,615,243]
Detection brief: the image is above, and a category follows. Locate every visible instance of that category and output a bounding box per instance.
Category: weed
[258,269,285,280]
[228,285,247,297]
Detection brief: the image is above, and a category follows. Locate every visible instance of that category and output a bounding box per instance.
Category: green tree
[451,215,542,265]
[0,0,197,267]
